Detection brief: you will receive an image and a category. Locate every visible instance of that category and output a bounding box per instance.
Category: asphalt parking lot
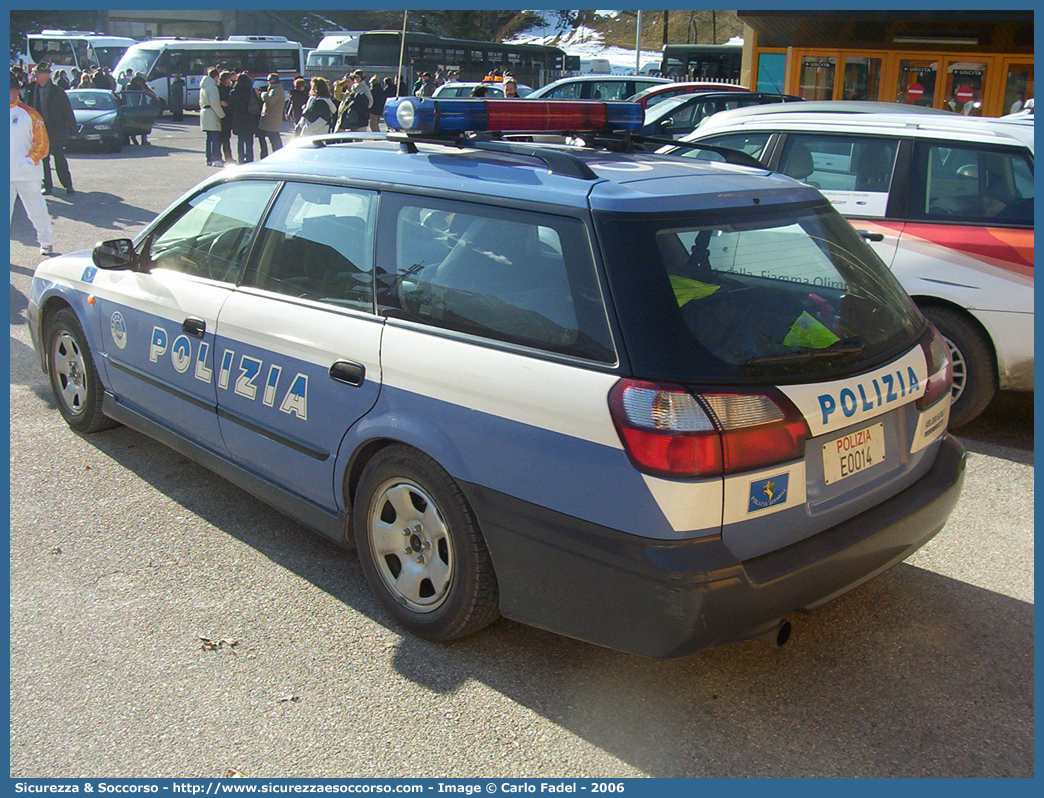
[8,116,1035,778]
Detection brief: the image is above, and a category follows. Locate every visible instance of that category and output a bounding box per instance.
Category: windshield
[595,202,924,383]
[91,46,129,70]
[114,47,160,80]
[67,91,116,111]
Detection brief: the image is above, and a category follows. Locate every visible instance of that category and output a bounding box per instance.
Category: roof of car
[530,75,671,97]
[629,81,750,99]
[685,108,1035,152]
[228,135,819,213]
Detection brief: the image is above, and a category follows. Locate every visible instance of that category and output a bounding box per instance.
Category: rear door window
[376,196,615,363]
[910,140,1034,226]
[776,134,900,218]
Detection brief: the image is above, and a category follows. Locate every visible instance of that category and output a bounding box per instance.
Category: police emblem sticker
[748,473,789,514]
[110,312,128,349]
[81,266,98,283]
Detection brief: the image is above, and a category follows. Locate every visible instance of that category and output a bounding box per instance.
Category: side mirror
[658,117,672,131]
[92,238,137,270]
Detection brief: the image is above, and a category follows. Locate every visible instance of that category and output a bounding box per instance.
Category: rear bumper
[468,434,966,659]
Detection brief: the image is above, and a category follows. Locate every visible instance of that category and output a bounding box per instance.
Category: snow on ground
[509,11,743,75]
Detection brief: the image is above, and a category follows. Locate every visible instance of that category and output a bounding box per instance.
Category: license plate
[85,134,101,141]
[823,423,885,485]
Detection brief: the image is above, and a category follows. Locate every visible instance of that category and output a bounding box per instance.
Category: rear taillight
[916,325,952,410]
[608,380,810,479]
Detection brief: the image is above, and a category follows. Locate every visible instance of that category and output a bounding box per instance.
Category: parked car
[28,97,965,658]
[66,89,160,153]
[638,91,802,139]
[432,81,533,98]
[671,109,1034,426]
[527,74,670,101]
[627,80,751,109]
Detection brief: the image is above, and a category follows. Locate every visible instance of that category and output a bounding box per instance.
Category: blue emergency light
[384,97,644,135]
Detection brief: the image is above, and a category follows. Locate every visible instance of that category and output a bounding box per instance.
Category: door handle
[856,229,885,242]
[329,360,365,387]
[183,317,206,338]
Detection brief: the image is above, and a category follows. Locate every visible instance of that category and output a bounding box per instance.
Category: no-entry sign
[955,85,975,103]
[907,83,924,99]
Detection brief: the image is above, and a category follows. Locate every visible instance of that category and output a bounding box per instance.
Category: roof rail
[386,131,600,180]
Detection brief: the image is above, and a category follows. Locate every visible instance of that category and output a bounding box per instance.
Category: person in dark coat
[217,71,234,163]
[288,77,308,126]
[368,75,385,131]
[24,61,76,195]
[229,72,261,163]
[169,73,185,121]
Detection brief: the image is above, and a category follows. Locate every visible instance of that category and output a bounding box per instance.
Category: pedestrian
[257,73,285,158]
[124,73,158,145]
[217,70,234,163]
[98,67,117,91]
[416,72,436,97]
[10,70,55,256]
[383,76,398,101]
[198,66,225,167]
[295,77,336,136]
[55,70,70,91]
[77,71,93,88]
[368,74,385,131]
[230,72,260,163]
[23,61,76,196]
[470,84,488,97]
[287,77,308,126]
[169,73,185,121]
[334,78,369,133]
[503,77,519,98]
[351,70,372,111]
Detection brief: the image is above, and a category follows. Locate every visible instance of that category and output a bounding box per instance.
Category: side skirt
[101,392,350,547]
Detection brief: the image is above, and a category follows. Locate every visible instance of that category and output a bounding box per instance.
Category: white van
[579,57,612,75]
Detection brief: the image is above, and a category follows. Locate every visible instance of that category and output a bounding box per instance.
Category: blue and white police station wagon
[28,97,966,658]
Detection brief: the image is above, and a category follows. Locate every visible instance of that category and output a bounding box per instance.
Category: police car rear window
[376,195,615,363]
[596,203,923,383]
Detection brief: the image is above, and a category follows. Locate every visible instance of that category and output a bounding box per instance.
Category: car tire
[353,445,500,641]
[922,305,997,428]
[46,308,119,434]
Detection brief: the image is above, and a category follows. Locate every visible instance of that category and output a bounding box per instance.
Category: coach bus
[27,31,138,72]
[113,36,304,110]
[661,43,743,82]
[305,30,570,89]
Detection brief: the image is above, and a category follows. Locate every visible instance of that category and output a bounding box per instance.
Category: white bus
[27,30,138,72]
[113,36,304,110]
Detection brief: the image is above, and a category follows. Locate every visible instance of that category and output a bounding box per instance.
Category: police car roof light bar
[384,97,644,135]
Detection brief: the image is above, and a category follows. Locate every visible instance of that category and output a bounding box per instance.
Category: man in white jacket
[10,70,54,255]
[199,67,226,167]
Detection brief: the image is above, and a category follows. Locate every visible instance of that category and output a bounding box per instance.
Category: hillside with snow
[508,10,742,74]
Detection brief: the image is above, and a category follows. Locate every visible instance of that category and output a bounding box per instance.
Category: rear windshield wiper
[748,337,865,366]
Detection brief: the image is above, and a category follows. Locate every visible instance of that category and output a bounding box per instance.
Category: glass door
[1001,60,1034,115]
[941,58,991,115]
[895,58,939,108]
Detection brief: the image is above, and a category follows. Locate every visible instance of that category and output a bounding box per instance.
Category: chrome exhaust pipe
[755,620,792,647]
